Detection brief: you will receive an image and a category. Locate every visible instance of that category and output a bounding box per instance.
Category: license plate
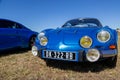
[43,50,76,60]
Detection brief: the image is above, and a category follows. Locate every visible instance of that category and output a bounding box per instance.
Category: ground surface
[0,33,120,80]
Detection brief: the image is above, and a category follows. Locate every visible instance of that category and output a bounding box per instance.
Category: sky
[0,0,120,32]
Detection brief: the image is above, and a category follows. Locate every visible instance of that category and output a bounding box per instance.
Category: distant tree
[116,28,120,33]
[116,28,120,30]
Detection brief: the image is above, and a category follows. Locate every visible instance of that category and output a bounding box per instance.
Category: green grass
[0,33,120,80]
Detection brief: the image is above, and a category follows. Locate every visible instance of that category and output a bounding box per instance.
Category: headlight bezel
[97,30,111,43]
[38,32,48,46]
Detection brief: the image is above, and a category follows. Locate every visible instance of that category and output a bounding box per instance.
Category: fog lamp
[86,49,100,62]
[32,46,38,56]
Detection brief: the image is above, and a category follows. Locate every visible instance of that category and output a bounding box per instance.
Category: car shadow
[46,60,115,72]
[0,48,29,57]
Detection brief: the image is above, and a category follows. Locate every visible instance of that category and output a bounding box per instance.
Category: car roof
[78,17,99,20]
[0,18,17,23]
[0,18,26,27]
[66,18,103,27]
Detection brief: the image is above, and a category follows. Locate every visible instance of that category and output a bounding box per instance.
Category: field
[0,33,120,80]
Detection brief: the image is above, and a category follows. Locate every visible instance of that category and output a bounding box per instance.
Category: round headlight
[32,46,38,56]
[80,36,92,48]
[86,49,100,62]
[38,32,48,46]
[97,30,110,42]
[40,36,48,46]
[38,32,45,40]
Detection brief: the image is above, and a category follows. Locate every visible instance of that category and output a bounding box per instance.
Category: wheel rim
[30,37,35,48]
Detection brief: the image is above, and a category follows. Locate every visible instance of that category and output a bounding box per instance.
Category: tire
[105,55,117,68]
[29,36,36,49]
[104,44,118,68]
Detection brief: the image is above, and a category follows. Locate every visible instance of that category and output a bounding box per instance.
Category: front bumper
[32,46,117,62]
[101,50,118,57]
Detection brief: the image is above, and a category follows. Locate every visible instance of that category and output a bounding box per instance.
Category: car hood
[46,27,101,45]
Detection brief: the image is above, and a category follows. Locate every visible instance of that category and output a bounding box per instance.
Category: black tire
[29,36,36,49]
[105,55,117,68]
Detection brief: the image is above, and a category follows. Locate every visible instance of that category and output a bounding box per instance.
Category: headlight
[86,49,100,62]
[38,32,48,46]
[80,36,92,48]
[38,32,45,39]
[97,30,110,42]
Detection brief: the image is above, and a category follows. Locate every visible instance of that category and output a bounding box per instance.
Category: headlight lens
[97,30,110,42]
[38,32,45,39]
[40,36,48,46]
[38,32,48,46]
[80,36,92,48]
[86,49,100,62]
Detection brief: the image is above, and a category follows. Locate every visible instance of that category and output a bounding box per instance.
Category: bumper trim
[102,53,117,58]
[39,48,46,58]
[101,49,118,58]
[78,50,84,61]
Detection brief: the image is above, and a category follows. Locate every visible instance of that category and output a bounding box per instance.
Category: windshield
[62,18,102,28]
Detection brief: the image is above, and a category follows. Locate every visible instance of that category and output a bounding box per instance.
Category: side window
[0,20,14,28]
[16,24,23,29]
[12,23,17,29]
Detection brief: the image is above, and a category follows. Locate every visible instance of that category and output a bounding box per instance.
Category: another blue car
[32,18,118,67]
[0,19,38,50]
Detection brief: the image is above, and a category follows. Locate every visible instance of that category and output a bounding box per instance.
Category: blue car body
[32,18,118,66]
[0,19,38,50]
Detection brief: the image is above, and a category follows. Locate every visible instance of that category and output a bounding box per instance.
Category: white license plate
[43,50,76,60]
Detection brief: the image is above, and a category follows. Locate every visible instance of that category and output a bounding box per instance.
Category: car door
[14,23,31,48]
[0,20,20,50]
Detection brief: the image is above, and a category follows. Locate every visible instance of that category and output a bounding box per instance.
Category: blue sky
[0,0,120,32]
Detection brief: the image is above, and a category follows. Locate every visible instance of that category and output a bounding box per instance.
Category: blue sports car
[0,19,38,50]
[32,18,118,67]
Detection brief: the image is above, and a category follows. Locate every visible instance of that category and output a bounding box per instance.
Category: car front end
[32,18,118,67]
[32,27,118,63]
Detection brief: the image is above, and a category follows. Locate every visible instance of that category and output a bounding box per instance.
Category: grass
[0,33,120,80]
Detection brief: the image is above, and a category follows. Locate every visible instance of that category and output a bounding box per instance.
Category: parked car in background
[32,18,118,67]
[0,19,38,50]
